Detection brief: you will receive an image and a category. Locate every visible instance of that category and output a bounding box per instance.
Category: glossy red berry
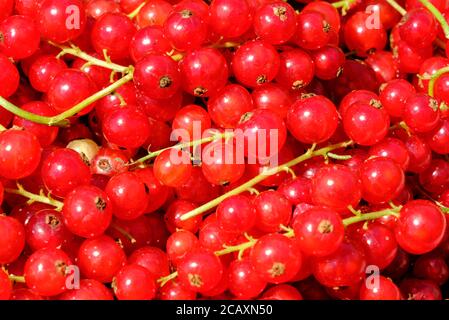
[12,101,59,147]
[250,233,302,284]
[399,8,437,48]
[208,0,252,38]
[0,129,41,180]
[24,248,72,296]
[130,26,171,62]
[102,107,150,149]
[164,9,207,52]
[343,11,387,55]
[312,240,366,287]
[0,215,25,264]
[41,148,91,198]
[287,95,338,144]
[403,93,440,133]
[63,185,112,238]
[153,149,193,187]
[47,69,97,114]
[253,2,297,45]
[232,40,280,88]
[311,45,345,80]
[359,276,402,300]
[379,79,416,118]
[25,209,72,251]
[201,139,245,185]
[0,15,40,60]
[37,0,86,43]
[295,11,331,50]
[208,84,254,128]
[177,249,224,293]
[217,195,256,233]
[91,13,136,60]
[105,172,149,220]
[180,48,228,97]
[343,101,390,146]
[77,235,126,283]
[276,49,314,90]
[293,207,344,257]
[228,258,267,299]
[134,54,181,100]
[395,200,446,255]
[0,53,19,98]
[113,264,157,300]
[360,157,405,204]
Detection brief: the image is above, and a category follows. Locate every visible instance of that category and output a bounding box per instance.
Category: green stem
[342,206,402,227]
[8,274,25,283]
[428,66,449,97]
[52,43,129,73]
[215,238,257,256]
[157,271,178,287]
[0,124,6,131]
[384,0,407,15]
[127,1,147,19]
[418,0,449,39]
[0,71,134,127]
[4,184,64,211]
[180,140,353,221]
[331,0,357,14]
[130,131,233,166]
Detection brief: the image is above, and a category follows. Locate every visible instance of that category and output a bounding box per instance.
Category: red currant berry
[208,84,254,128]
[63,185,112,238]
[208,0,253,38]
[180,48,228,97]
[360,157,405,204]
[232,40,280,88]
[37,0,86,43]
[0,129,41,180]
[250,233,302,284]
[113,264,157,300]
[359,276,402,300]
[343,101,390,146]
[41,148,91,198]
[78,235,126,283]
[102,107,150,149]
[395,200,446,255]
[293,207,344,257]
[164,9,207,52]
[287,95,338,144]
[276,49,314,90]
[91,13,136,60]
[216,194,256,233]
[0,215,25,264]
[24,248,72,296]
[312,240,366,287]
[153,149,193,187]
[228,258,267,299]
[105,172,149,220]
[0,15,40,60]
[177,249,224,293]
[253,2,297,45]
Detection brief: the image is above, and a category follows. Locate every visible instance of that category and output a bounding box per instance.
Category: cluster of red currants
[1,0,449,301]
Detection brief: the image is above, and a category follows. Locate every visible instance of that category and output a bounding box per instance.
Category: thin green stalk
[0,71,134,127]
[127,1,147,19]
[428,66,449,97]
[180,140,353,221]
[130,131,234,165]
[418,0,449,39]
[52,43,129,73]
[4,184,64,211]
[384,0,407,15]
[342,206,402,227]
